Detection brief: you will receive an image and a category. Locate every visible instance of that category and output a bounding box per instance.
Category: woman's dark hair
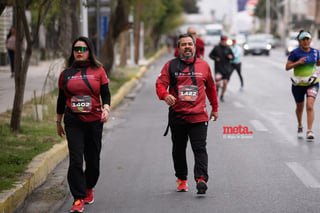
[177,33,196,47]
[66,36,102,69]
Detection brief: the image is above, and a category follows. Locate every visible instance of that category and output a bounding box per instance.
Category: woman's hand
[101,110,109,123]
[56,122,65,137]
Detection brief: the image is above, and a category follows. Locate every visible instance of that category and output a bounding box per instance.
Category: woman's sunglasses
[73,46,88,52]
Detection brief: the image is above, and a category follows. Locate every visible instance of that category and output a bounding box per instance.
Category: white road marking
[250,120,268,132]
[286,162,320,188]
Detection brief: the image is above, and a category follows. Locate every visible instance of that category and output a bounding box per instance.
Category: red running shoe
[84,188,94,204]
[70,199,84,212]
[176,179,188,192]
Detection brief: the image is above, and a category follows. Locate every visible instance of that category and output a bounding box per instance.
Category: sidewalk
[0,59,64,114]
[0,48,166,213]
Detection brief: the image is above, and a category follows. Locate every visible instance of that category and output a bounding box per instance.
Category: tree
[182,0,199,14]
[10,0,53,132]
[134,0,142,64]
[254,0,284,34]
[133,0,183,63]
[101,0,132,75]
[56,0,80,57]
[39,0,80,58]
[100,0,183,73]
[148,0,183,51]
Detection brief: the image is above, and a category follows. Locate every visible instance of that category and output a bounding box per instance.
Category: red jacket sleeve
[204,66,218,112]
[155,61,171,100]
[196,38,205,58]
[174,46,179,58]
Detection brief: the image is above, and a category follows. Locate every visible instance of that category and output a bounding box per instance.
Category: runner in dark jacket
[209,36,234,102]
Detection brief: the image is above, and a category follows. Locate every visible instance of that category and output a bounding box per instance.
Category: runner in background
[230,39,244,90]
[285,30,320,140]
[209,36,234,102]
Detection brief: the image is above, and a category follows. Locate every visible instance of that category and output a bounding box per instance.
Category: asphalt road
[58,47,320,213]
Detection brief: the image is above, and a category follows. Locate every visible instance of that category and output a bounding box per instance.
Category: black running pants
[64,111,103,199]
[170,120,209,182]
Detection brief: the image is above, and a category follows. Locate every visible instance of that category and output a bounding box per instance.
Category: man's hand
[164,94,176,106]
[210,111,218,121]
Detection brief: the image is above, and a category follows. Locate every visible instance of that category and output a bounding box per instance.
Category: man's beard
[180,49,195,60]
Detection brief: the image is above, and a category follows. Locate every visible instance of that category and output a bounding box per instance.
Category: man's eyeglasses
[74,46,88,52]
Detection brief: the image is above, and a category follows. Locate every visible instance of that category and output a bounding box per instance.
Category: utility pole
[80,0,88,37]
[266,0,270,33]
[96,0,100,58]
[139,22,145,61]
[128,7,134,65]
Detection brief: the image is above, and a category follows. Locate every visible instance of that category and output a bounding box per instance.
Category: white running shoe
[306,130,314,140]
[297,126,303,139]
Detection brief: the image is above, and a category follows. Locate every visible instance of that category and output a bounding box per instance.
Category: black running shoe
[196,177,207,194]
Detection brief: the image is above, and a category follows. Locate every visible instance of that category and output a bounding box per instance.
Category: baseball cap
[220,35,228,41]
[298,31,311,40]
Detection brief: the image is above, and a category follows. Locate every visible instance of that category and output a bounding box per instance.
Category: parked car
[243,34,272,56]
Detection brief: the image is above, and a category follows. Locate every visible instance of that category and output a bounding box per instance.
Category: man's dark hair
[177,33,196,47]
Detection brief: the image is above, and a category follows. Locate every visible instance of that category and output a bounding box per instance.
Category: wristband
[56,120,62,123]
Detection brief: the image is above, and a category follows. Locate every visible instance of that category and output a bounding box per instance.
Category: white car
[243,34,272,56]
[203,24,223,46]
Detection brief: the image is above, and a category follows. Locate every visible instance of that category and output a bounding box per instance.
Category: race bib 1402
[70,95,92,113]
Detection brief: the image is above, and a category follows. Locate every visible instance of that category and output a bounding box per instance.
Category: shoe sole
[70,208,84,213]
[196,181,207,194]
[306,134,314,141]
[85,199,94,205]
[306,137,314,141]
[176,188,188,192]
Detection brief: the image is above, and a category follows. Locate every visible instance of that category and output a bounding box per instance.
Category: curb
[0,46,166,213]
[0,142,68,213]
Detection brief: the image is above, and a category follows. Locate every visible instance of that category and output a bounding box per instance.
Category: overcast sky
[197,0,252,33]
[197,0,232,20]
